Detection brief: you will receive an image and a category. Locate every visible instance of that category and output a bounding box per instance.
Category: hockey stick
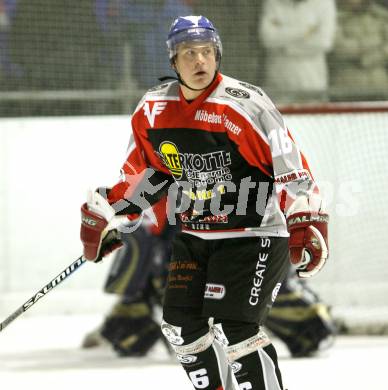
[0,256,86,333]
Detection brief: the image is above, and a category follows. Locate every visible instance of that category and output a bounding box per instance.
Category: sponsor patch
[223,114,242,135]
[275,169,311,184]
[225,87,250,99]
[157,141,232,185]
[159,141,183,179]
[249,246,270,306]
[239,81,263,96]
[195,110,222,124]
[180,212,228,225]
[204,283,226,300]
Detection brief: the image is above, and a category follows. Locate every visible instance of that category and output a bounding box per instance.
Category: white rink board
[283,112,388,328]
[0,114,387,328]
[0,116,131,317]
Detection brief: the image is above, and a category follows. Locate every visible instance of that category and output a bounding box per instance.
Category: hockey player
[80,15,329,390]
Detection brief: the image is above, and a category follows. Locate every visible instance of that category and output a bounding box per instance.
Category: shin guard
[230,343,283,390]
[214,322,284,390]
[161,319,239,389]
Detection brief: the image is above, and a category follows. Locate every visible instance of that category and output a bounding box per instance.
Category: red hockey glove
[80,190,123,262]
[286,195,329,278]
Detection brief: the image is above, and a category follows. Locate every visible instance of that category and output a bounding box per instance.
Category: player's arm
[222,101,328,278]
[81,119,173,262]
[259,108,329,278]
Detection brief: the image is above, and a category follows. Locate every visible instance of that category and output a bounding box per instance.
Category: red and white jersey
[108,73,316,239]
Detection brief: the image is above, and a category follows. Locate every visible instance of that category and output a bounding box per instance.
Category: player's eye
[183,49,196,58]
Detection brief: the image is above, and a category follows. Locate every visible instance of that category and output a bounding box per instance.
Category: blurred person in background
[7,0,104,115]
[133,0,194,89]
[258,0,337,104]
[0,0,21,89]
[9,0,102,91]
[95,0,194,91]
[95,0,132,89]
[329,0,388,101]
[194,0,262,85]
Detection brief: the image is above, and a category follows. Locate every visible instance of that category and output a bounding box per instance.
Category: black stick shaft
[0,256,86,333]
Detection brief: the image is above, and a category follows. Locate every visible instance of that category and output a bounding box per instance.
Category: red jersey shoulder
[132,82,179,127]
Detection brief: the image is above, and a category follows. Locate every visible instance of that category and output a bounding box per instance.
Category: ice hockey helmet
[166,15,222,63]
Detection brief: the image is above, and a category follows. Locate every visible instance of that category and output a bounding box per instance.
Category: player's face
[175,41,217,99]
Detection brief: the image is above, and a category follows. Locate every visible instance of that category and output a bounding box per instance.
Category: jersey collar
[178,72,223,113]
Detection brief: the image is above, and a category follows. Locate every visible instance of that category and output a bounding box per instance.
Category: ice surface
[1,315,387,390]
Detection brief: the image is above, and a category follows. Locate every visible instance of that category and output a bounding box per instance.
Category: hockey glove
[286,195,329,278]
[80,190,123,262]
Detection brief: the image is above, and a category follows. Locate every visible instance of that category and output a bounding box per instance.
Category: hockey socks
[231,343,283,390]
[161,318,239,389]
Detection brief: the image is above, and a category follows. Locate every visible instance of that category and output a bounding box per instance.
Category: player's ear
[171,58,177,71]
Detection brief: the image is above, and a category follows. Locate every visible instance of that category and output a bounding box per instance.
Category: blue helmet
[166,16,222,62]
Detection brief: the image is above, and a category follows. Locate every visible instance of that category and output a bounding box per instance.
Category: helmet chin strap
[159,59,221,92]
[158,72,217,92]
[175,70,218,92]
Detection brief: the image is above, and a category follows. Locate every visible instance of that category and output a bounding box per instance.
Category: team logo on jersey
[143,101,167,127]
[225,87,250,99]
[159,141,183,179]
